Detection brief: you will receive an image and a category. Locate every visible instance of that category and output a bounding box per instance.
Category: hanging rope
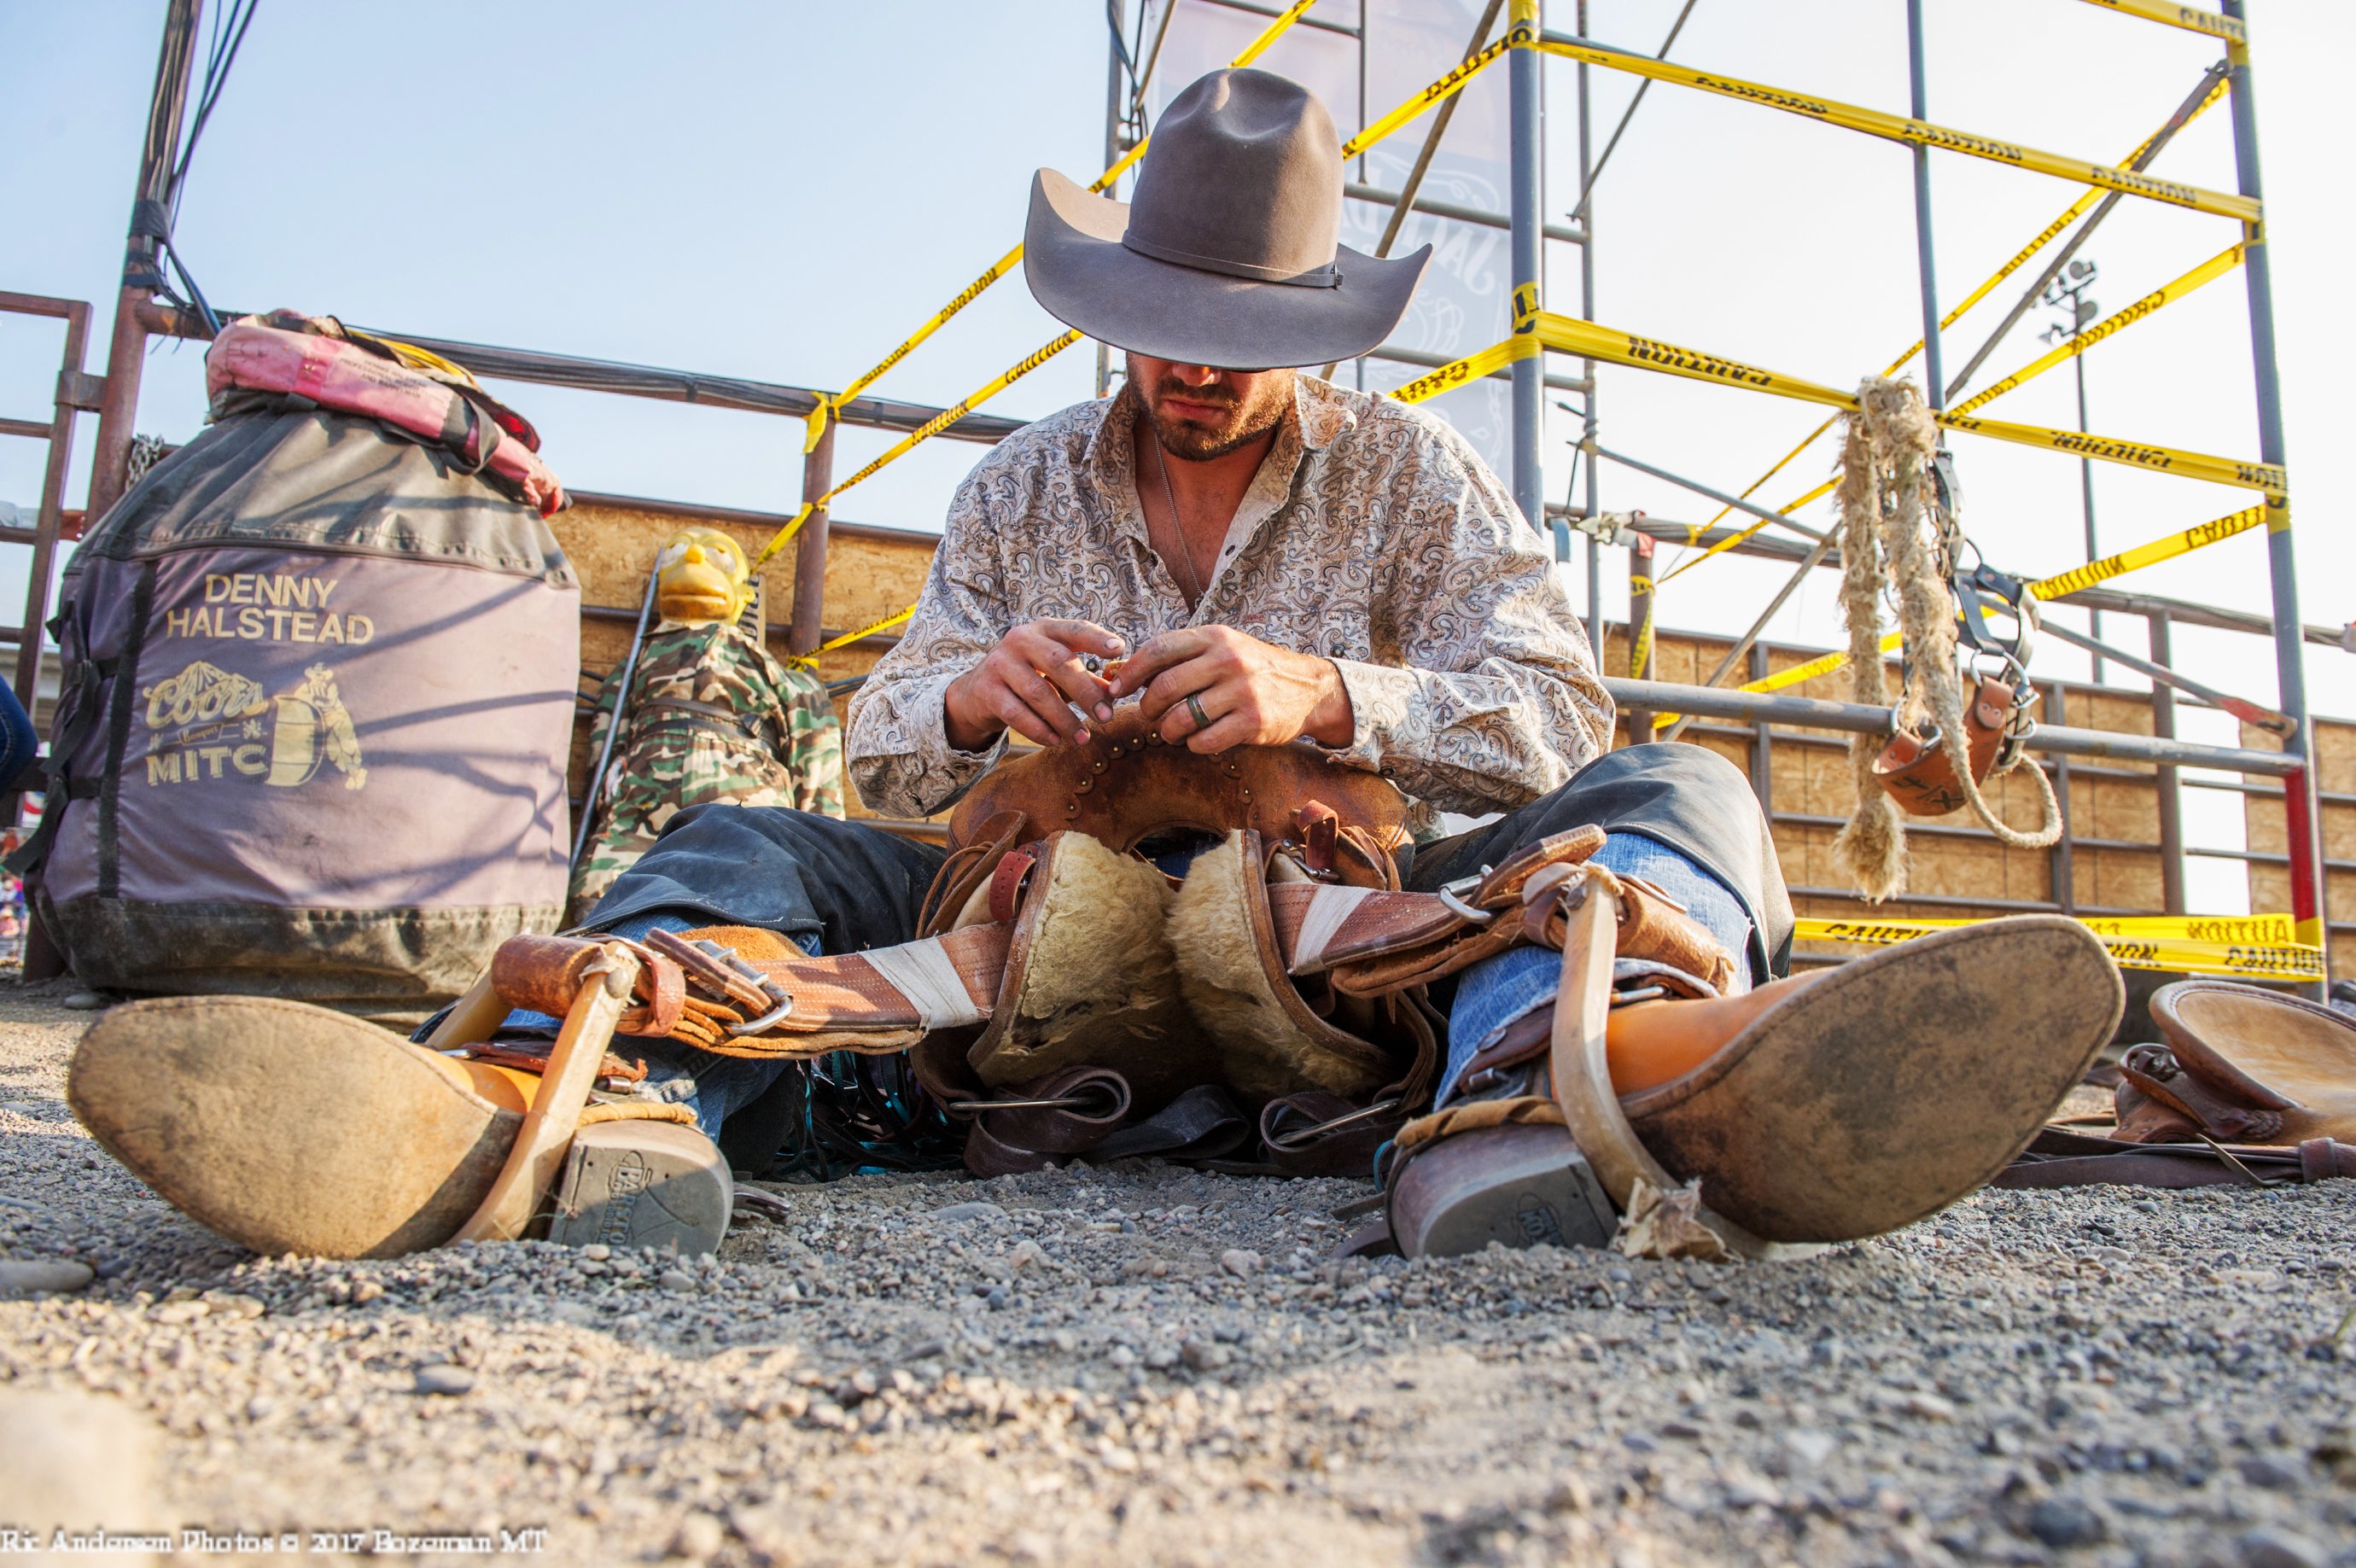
[1833,379,2061,902]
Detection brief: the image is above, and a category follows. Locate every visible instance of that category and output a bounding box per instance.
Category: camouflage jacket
[584,621,844,822]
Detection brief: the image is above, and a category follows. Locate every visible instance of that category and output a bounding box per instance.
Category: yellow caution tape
[808,0,1319,440]
[826,242,1027,427]
[1660,476,1836,585]
[1527,37,2260,223]
[1796,915,2320,982]
[1644,502,2272,725]
[756,329,1083,569]
[1628,583,1656,683]
[1952,243,2246,416]
[791,605,918,668]
[1509,312,2287,497]
[1386,335,1541,405]
[2022,502,2268,599]
[1673,81,2228,557]
[1935,407,2284,495]
[1340,26,1519,160]
[2073,0,2245,44]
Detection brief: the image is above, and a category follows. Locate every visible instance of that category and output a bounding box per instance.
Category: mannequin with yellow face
[569,525,843,922]
[652,528,754,626]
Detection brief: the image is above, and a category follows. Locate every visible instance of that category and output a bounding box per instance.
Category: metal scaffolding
[3,0,2336,982]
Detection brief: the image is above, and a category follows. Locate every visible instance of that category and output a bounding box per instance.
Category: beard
[1126,354,1295,461]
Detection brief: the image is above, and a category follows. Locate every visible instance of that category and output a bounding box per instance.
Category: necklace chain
[1149,435,1209,608]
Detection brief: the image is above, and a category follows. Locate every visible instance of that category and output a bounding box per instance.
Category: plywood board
[555,500,799,621]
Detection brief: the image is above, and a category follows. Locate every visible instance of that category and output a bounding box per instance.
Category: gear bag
[20,399,579,1015]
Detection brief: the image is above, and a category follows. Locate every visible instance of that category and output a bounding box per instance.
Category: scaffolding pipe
[1905,0,1948,405]
[2224,0,2325,979]
[2149,611,2189,915]
[1577,0,1602,647]
[1603,677,2302,777]
[88,0,203,522]
[132,300,1028,446]
[786,415,837,656]
[1588,442,1828,542]
[1509,0,1547,533]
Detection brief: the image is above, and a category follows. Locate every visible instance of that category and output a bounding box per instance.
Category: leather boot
[1383,912,2124,1259]
[69,936,733,1259]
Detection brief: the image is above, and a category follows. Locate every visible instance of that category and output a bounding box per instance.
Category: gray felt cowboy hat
[1025,68,1432,371]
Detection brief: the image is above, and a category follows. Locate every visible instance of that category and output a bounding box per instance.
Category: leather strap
[1539,866,1805,1262]
[487,924,1014,1047]
[1265,826,1737,996]
[961,1067,1134,1176]
[988,848,1038,926]
[1993,1125,2356,1189]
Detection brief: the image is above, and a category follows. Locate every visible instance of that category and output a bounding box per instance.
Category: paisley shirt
[846,376,1614,831]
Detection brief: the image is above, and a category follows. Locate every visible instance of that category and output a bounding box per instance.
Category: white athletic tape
[863,937,988,1029]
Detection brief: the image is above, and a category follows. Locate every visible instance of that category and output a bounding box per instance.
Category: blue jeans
[1437,832,1754,1105]
[0,680,37,795]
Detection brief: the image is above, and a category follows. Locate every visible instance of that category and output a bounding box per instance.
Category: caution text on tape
[1527,37,2259,223]
[1796,913,2321,982]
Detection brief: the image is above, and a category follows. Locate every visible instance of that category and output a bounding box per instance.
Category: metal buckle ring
[1264,1096,1403,1151]
[728,988,795,1036]
[944,1083,1123,1120]
[1438,866,1496,925]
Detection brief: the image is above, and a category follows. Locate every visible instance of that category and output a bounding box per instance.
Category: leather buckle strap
[644,928,794,1035]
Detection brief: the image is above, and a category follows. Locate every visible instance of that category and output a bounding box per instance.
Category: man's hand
[943,619,1124,750]
[1105,626,1354,753]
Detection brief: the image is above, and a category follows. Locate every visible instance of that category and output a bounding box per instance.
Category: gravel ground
[0,976,2351,1568]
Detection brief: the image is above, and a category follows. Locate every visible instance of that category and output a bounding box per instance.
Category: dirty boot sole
[545,1119,732,1256]
[68,996,521,1260]
[1389,1122,1617,1258]
[1625,915,2126,1243]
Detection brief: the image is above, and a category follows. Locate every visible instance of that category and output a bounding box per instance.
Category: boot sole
[1624,916,2124,1242]
[69,996,520,1259]
[1389,1122,1617,1258]
[546,1119,732,1256]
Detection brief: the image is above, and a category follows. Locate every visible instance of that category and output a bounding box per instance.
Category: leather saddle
[482,708,1637,1175]
[1994,978,2356,1192]
[2116,979,2356,1146]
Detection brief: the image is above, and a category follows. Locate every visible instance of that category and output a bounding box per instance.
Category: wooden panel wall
[2241,717,2356,977]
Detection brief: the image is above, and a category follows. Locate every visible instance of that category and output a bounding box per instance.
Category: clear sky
[3,0,2350,912]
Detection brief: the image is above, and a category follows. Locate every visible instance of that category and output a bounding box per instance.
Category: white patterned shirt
[847,376,1613,832]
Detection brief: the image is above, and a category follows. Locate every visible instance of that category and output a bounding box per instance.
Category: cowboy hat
[1025,68,1431,371]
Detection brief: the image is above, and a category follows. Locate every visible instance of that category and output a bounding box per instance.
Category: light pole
[2041,259,2101,682]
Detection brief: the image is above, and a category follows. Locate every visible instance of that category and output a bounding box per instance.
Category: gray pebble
[2236,1526,2329,1568]
[2024,1497,2108,1549]
[0,1260,95,1297]
[671,1513,725,1561]
[1181,1339,1230,1373]
[2236,1454,2305,1489]
[930,1202,1006,1223]
[412,1364,475,1397]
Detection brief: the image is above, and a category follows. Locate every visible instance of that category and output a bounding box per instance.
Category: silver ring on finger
[1187,694,1212,733]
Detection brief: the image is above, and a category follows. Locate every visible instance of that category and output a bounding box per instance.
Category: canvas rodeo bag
[18,331,580,1016]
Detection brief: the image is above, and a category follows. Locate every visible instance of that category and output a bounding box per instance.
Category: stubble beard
[1126,354,1294,462]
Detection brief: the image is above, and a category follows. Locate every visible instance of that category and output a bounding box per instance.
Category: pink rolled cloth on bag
[206,319,566,516]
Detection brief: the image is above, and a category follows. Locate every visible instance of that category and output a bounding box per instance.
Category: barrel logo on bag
[141,657,366,791]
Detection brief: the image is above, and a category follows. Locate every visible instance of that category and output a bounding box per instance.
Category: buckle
[643,929,795,1035]
[1438,865,1496,924]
